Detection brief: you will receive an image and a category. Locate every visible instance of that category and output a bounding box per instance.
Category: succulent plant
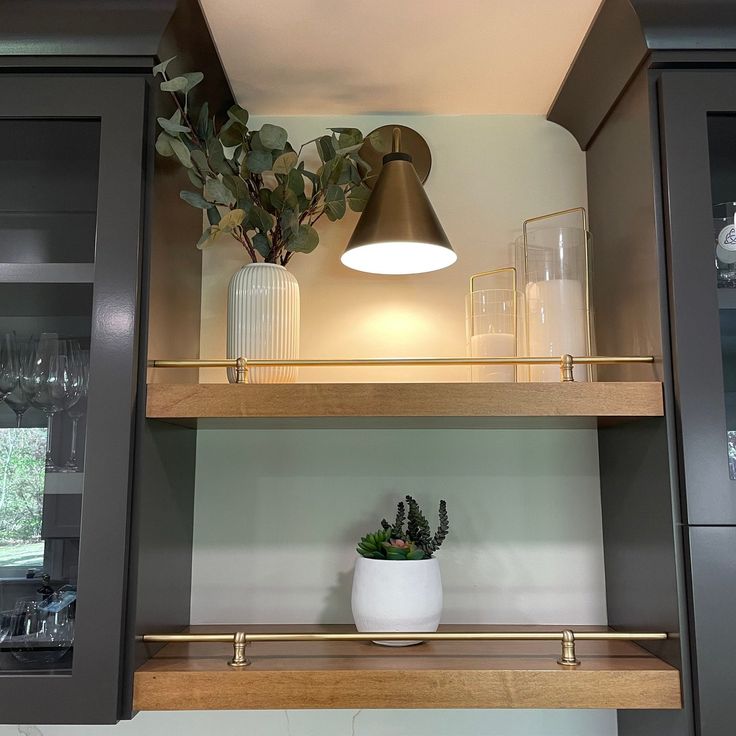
[357,495,449,560]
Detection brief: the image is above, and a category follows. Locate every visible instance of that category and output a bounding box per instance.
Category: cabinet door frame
[0,74,146,724]
[658,70,736,525]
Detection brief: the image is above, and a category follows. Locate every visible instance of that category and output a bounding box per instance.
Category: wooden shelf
[146,381,663,427]
[133,625,681,711]
[0,262,94,283]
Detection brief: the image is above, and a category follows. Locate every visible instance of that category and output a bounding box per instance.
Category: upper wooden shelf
[133,624,680,711]
[146,381,663,426]
[0,262,94,283]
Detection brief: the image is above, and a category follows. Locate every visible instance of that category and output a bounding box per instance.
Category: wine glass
[4,339,30,427]
[62,349,88,473]
[9,596,74,666]
[0,332,19,400]
[21,335,82,472]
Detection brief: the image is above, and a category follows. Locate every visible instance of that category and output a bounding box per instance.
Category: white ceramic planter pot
[351,556,443,646]
[227,263,300,384]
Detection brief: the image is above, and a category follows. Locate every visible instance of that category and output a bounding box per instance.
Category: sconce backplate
[359,124,432,189]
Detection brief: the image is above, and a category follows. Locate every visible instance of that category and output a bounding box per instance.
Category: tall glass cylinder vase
[466,286,519,382]
[227,263,300,384]
[519,212,593,382]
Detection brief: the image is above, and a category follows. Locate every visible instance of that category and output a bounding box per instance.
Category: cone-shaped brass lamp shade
[342,151,456,275]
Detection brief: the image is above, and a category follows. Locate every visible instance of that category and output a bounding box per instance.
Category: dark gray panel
[41,494,82,538]
[687,526,736,736]
[585,67,663,383]
[658,71,736,525]
[0,75,146,724]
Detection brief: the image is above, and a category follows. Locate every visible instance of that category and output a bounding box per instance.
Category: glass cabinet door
[0,76,145,723]
[659,71,736,525]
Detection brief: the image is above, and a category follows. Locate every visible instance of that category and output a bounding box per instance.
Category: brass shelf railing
[150,354,655,384]
[141,628,668,668]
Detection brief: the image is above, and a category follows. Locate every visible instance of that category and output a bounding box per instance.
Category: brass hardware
[230,631,249,668]
[359,124,432,189]
[557,629,580,666]
[142,629,667,668]
[561,354,575,382]
[151,355,654,384]
[522,207,593,380]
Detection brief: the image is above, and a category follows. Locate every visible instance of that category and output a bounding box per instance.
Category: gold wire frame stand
[522,206,593,381]
[468,266,519,381]
[150,355,653,384]
[140,628,668,669]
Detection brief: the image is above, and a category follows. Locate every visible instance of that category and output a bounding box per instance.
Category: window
[0,427,46,577]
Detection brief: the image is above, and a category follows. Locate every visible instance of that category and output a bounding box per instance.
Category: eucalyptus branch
[161,71,203,149]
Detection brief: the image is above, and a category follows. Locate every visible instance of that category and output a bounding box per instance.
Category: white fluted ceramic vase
[351,556,443,646]
[227,263,300,384]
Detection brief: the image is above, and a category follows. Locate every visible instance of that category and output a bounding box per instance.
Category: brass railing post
[560,354,575,382]
[557,629,580,666]
[229,631,250,667]
[235,357,248,384]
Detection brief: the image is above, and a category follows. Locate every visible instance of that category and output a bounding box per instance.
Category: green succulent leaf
[180,190,210,209]
[153,56,176,77]
[252,232,271,258]
[246,149,273,174]
[160,76,189,93]
[272,151,298,175]
[204,177,235,206]
[258,123,288,150]
[286,224,319,253]
[324,185,346,221]
[347,184,371,212]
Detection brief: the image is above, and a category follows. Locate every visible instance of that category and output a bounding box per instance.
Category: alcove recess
[128,95,677,711]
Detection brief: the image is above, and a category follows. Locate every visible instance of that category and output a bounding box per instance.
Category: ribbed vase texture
[227,263,300,384]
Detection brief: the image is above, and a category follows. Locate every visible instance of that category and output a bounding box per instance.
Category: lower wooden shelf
[133,625,681,711]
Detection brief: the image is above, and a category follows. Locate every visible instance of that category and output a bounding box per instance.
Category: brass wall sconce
[341,125,456,275]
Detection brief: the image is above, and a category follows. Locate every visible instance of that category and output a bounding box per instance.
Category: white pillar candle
[469,332,516,382]
[526,279,588,382]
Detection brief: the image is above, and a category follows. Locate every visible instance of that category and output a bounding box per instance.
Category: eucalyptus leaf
[324,184,346,221]
[204,177,236,205]
[161,76,189,93]
[207,207,221,225]
[196,225,218,249]
[155,131,176,157]
[180,190,210,209]
[252,233,270,258]
[245,149,272,174]
[272,151,298,175]
[219,122,245,147]
[279,209,299,238]
[286,224,319,253]
[153,56,176,77]
[218,208,246,231]
[196,102,210,139]
[259,188,273,212]
[258,123,288,150]
[181,71,204,93]
[227,105,249,127]
[347,183,371,212]
[335,128,362,152]
[207,137,232,175]
[157,113,190,135]
[223,174,249,202]
[191,149,211,176]
[170,138,193,168]
[286,167,305,197]
[187,169,204,188]
[249,205,274,233]
[222,142,241,161]
[316,135,336,162]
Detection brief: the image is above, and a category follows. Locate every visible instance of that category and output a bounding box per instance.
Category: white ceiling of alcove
[199,0,603,115]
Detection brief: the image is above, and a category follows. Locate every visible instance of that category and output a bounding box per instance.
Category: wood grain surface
[146,382,664,420]
[134,624,681,711]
